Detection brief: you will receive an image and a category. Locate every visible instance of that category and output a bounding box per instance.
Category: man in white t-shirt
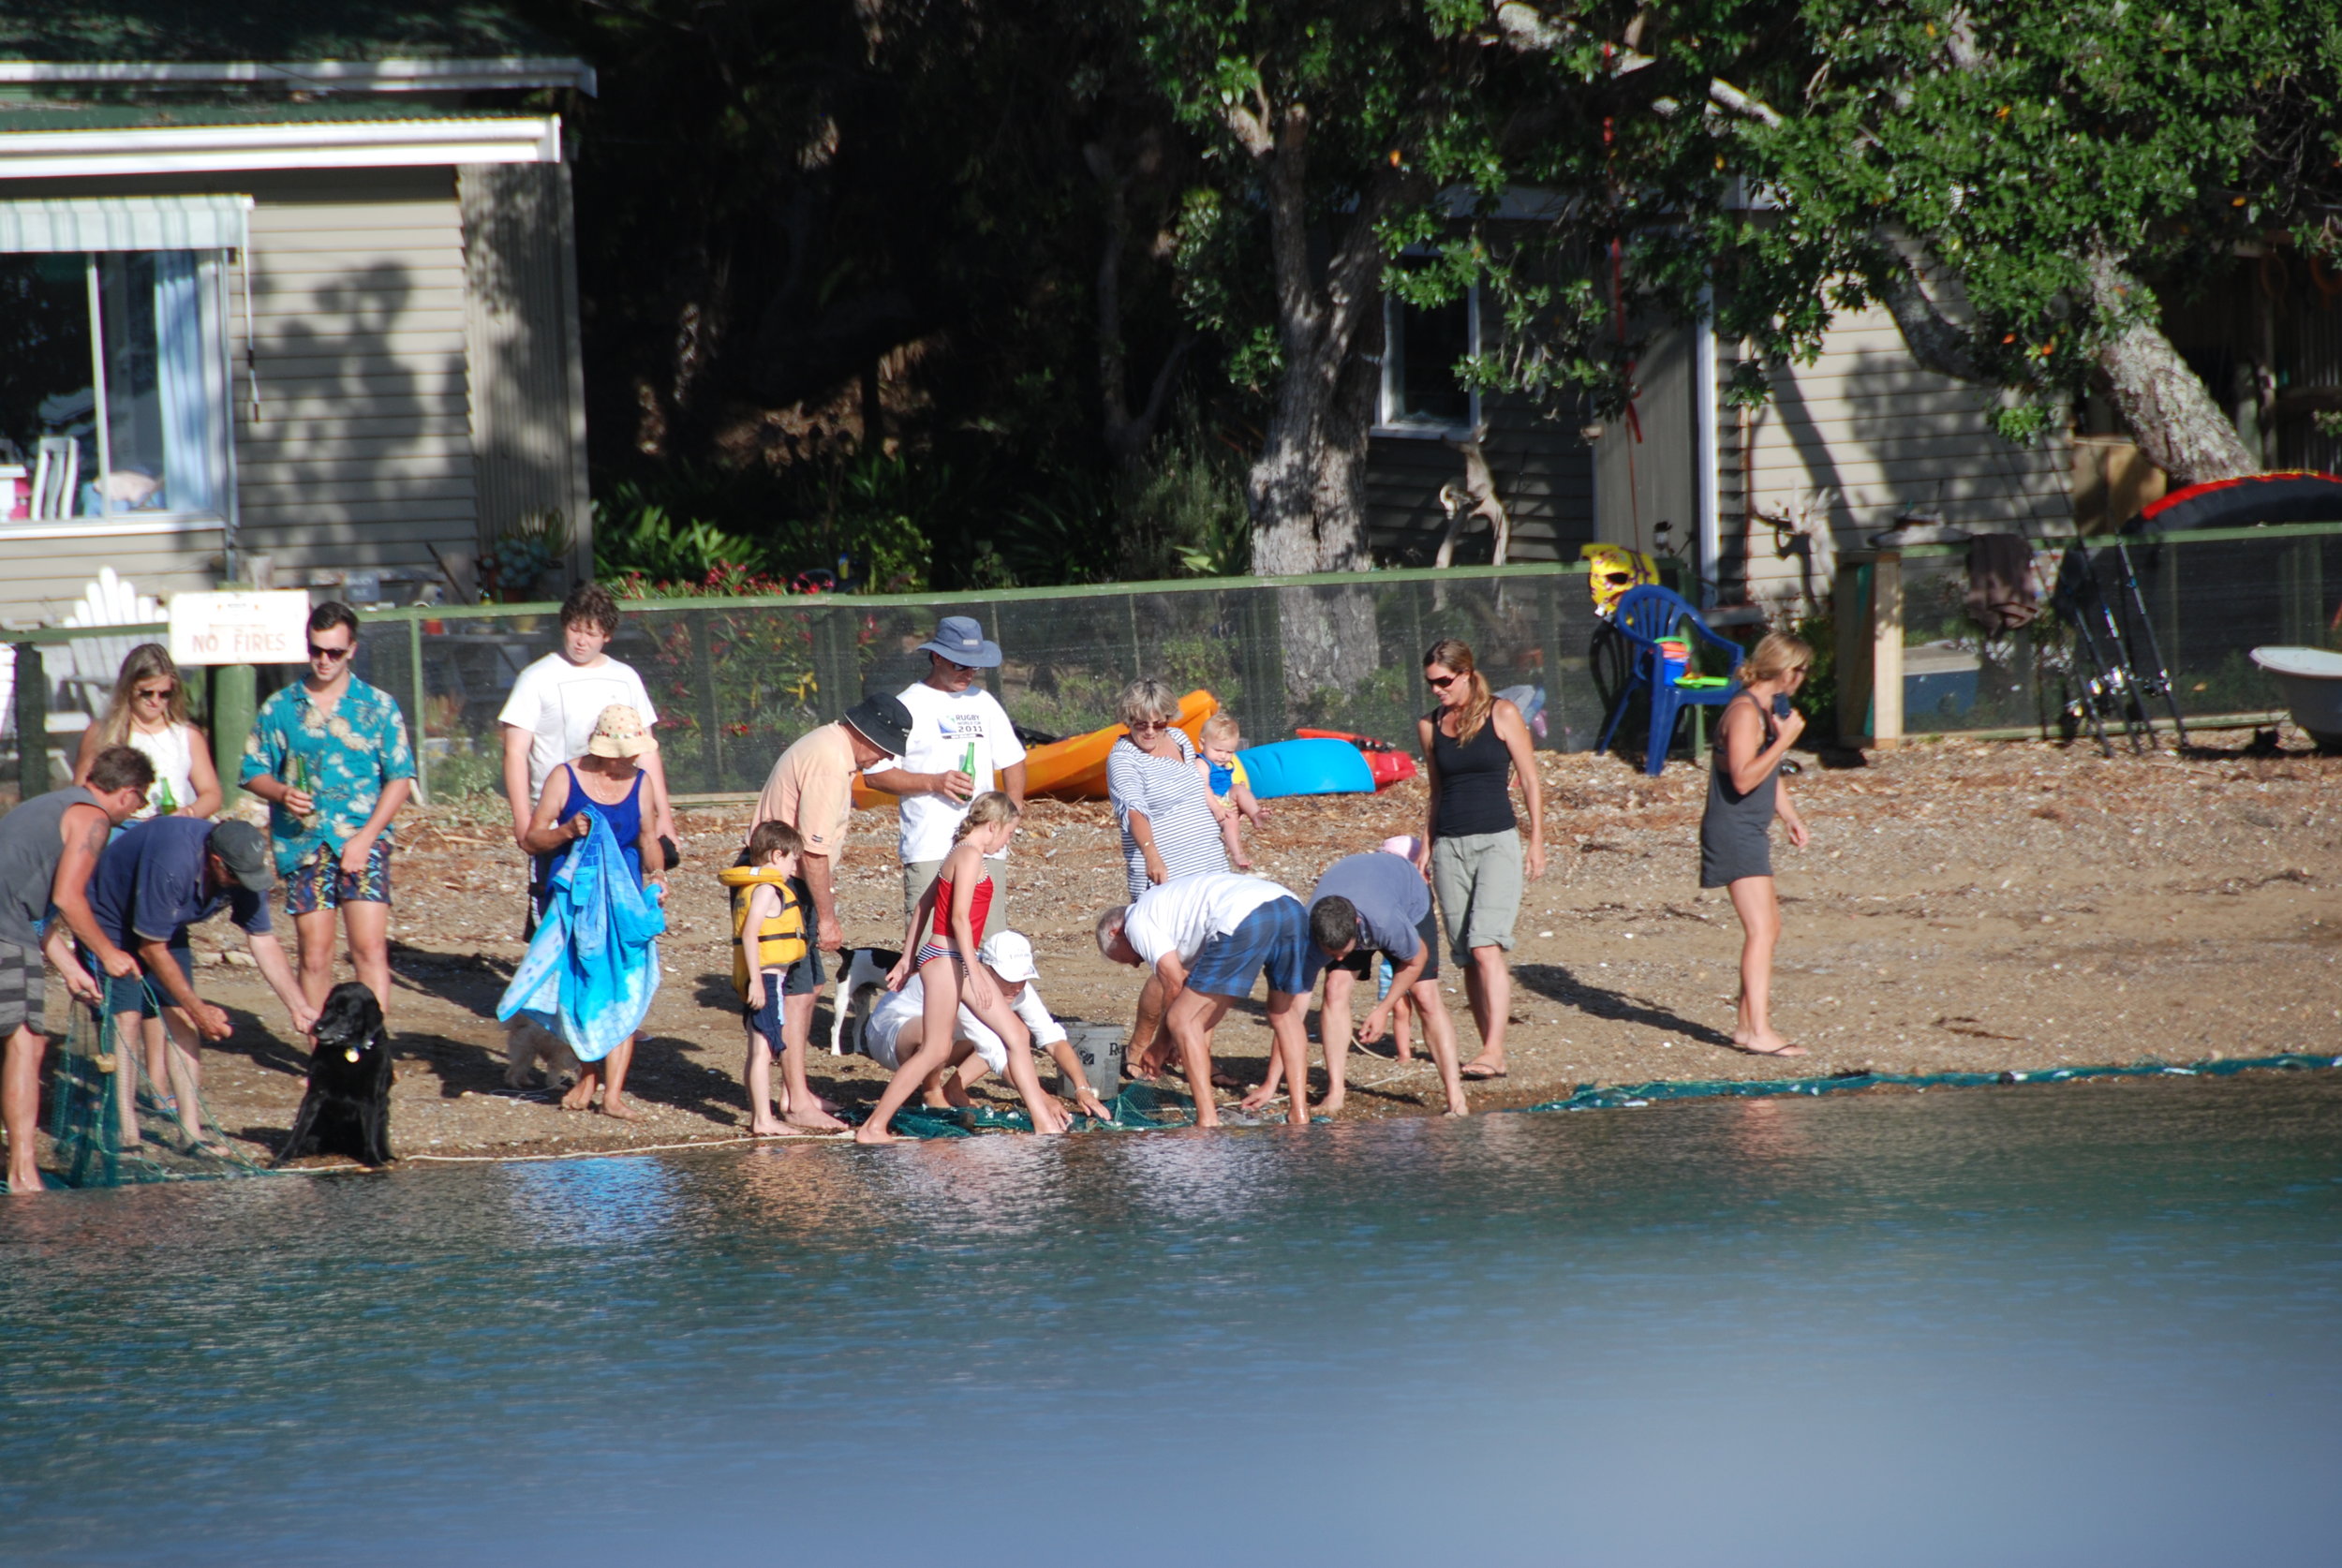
[1096,871,1319,1130]
[497,583,678,923]
[859,615,1027,941]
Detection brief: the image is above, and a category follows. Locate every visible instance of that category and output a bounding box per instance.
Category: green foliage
[1721,0,2342,436]
[593,491,768,584]
[1789,605,1839,744]
[482,511,571,603]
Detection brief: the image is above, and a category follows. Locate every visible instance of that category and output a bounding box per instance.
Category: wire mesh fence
[7,565,1646,806]
[1892,522,2342,737]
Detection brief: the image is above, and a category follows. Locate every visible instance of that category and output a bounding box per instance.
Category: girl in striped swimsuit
[862,792,1066,1142]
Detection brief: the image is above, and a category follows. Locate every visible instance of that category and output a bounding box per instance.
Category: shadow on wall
[1737,340,2072,605]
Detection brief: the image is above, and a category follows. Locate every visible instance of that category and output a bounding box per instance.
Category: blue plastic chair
[1595,585,1745,777]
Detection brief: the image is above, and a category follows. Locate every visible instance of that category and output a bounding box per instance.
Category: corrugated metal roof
[0,0,563,65]
[0,102,541,132]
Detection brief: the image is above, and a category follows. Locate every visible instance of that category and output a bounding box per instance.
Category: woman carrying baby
[857,791,1065,1143]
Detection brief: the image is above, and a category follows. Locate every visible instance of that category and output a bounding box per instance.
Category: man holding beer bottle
[240,601,416,1016]
[860,615,1026,942]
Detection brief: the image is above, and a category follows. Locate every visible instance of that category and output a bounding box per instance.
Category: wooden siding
[1731,303,2070,606]
[0,166,492,624]
[1367,392,1595,565]
[231,167,482,576]
[460,161,591,588]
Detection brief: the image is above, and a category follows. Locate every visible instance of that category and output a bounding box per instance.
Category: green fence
[7,564,1647,805]
[1890,521,2342,737]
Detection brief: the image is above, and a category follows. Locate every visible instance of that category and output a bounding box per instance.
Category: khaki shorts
[903,858,1009,944]
[1431,829,1523,961]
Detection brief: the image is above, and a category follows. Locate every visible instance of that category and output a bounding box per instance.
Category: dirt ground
[36,721,2342,1171]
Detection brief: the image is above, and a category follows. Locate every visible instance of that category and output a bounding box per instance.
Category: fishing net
[1519,1050,2342,1113]
[41,984,271,1189]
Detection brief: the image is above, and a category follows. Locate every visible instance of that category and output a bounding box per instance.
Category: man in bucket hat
[748,692,912,1132]
[862,614,1027,942]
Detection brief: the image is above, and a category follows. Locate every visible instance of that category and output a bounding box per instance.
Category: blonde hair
[953,790,1022,843]
[1732,631,1814,689]
[1198,712,1241,747]
[1116,678,1181,732]
[95,643,188,748]
[1423,637,1495,744]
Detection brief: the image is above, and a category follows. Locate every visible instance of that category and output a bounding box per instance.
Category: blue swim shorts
[1185,895,1315,999]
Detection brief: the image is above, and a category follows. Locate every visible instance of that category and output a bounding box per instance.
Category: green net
[41,984,272,1190]
[1519,1050,2342,1113]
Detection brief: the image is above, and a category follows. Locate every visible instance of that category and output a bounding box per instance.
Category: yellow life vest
[719,865,809,998]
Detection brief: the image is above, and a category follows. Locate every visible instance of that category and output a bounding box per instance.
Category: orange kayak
[852,688,1219,808]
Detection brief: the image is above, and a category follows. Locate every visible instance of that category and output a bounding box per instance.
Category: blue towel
[497,813,666,1062]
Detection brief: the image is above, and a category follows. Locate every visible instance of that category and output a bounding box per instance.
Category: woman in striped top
[1106,678,1231,1075]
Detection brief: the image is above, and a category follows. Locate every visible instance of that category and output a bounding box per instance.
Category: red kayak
[1295,729,1418,789]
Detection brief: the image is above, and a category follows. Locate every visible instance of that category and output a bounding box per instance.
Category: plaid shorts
[0,936,42,1037]
[1185,896,1316,999]
[286,840,393,917]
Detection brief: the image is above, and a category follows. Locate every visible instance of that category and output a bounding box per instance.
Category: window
[1378,274,1480,436]
[0,249,229,525]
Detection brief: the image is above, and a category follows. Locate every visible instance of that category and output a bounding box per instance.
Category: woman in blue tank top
[1418,638,1545,1082]
[518,703,668,1117]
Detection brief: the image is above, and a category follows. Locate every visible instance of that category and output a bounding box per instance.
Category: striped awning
[0,194,252,253]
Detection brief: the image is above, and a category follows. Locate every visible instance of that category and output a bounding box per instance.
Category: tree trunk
[1275,348,1382,707]
[2083,249,2259,489]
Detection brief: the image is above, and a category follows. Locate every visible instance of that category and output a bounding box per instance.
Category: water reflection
[2,1074,2338,1566]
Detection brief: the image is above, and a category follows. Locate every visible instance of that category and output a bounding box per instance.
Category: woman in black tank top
[1418,639,1546,1083]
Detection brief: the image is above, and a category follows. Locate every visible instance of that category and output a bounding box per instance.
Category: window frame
[1374,270,1483,440]
[0,245,235,540]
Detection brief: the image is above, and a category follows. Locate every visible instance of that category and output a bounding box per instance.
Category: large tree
[1689,0,2342,486]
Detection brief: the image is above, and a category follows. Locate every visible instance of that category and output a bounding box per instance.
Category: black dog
[274,982,394,1167]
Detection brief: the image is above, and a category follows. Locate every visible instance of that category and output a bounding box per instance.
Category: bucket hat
[586,703,655,758]
[915,614,1002,669]
[841,693,914,757]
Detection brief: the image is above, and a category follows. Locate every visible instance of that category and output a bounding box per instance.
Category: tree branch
[1875,247,1981,381]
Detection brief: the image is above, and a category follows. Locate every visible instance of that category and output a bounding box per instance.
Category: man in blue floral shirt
[240,600,416,1016]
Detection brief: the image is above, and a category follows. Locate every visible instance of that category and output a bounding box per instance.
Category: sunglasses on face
[1128,718,1168,732]
[1425,673,1459,690]
[308,643,353,661]
[134,686,175,701]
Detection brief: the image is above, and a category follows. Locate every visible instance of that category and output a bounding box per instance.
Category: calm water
[5,1074,2340,1566]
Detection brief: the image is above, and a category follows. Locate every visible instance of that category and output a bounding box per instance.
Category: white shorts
[859,988,1024,1075]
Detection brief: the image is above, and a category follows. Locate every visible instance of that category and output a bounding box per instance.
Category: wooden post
[407,616,431,806]
[1835,556,1875,748]
[1871,549,1904,747]
[11,643,45,796]
[211,662,256,810]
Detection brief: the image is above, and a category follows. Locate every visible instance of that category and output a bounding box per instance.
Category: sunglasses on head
[308,643,353,661]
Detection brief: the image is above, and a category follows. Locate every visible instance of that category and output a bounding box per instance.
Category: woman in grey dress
[1700,632,1813,1057]
[1105,679,1231,1076]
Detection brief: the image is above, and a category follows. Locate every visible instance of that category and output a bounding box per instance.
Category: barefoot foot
[853,1122,901,1145]
[600,1096,640,1120]
[785,1106,850,1133]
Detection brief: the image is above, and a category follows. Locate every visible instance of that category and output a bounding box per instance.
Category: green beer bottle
[288,752,315,821]
[151,775,176,816]
[960,740,976,784]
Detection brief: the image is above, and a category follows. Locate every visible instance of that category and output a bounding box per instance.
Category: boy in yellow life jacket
[719,820,810,1136]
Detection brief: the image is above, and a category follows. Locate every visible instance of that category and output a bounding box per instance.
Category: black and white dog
[828,946,901,1057]
[275,982,395,1167]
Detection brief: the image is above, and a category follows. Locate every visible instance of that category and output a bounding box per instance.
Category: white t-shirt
[862,971,1067,1073]
[894,680,1028,864]
[497,653,660,802]
[1123,872,1293,968]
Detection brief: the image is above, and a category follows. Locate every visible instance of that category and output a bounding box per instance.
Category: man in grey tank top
[2,747,155,1194]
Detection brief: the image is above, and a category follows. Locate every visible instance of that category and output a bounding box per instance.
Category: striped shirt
[1106,732,1229,899]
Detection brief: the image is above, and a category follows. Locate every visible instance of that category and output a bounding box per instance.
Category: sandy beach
[41,723,2340,1171]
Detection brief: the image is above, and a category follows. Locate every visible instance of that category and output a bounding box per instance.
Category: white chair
[53,568,165,728]
[29,436,77,521]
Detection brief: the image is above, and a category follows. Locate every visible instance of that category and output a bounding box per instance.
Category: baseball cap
[208,820,275,892]
[841,693,913,757]
[914,614,1002,669]
[976,930,1039,983]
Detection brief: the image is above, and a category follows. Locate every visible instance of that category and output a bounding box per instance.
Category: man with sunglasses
[240,601,416,1017]
[860,615,1027,942]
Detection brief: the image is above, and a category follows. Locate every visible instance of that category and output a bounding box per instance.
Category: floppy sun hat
[915,614,1002,669]
[586,703,654,758]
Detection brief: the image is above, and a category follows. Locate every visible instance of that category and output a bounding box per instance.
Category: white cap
[977,930,1040,983]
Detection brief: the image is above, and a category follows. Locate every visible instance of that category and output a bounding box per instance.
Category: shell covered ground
[43,723,2342,1171]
